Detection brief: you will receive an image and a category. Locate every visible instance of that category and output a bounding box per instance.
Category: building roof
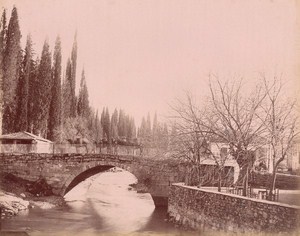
[0,131,53,143]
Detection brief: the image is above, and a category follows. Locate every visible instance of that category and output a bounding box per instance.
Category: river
[1,169,184,236]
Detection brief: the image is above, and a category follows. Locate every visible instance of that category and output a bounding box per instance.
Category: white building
[0,131,53,153]
[256,139,300,173]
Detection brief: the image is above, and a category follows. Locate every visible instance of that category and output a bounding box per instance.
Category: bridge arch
[61,163,145,198]
[63,165,114,195]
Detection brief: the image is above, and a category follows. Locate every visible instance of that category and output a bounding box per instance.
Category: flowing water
[1,169,184,236]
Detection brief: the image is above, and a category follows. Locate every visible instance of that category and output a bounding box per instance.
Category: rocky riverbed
[0,173,66,219]
[0,191,29,217]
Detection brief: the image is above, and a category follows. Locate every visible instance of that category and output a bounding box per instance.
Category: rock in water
[0,192,29,217]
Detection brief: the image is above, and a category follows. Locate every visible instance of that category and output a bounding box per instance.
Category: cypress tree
[15,35,33,131]
[94,110,103,143]
[125,116,136,142]
[62,33,77,119]
[27,56,39,133]
[62,58,72,119]
[86,108,94,136]
[152,112,158,144]
[162,123,169,148]
[48,36,62,141]
[145,113,152,143]
[100,107,105,129]
[131,117,136,139]
[110,108,118,141]
[118,109,126,138]
[103,107,110,142]
[70,33,77,117]
[77,68,89,117]
[139,117,147,143]
[3,6,22,133]
[125,115,131,141]
[34,40,52,137]
[0,9,7,135]
[0,9,7,69]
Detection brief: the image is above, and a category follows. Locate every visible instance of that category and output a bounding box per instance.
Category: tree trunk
[268,156,284,200]
[218,171,222,192]
[242,166,249,197]
[267,170,277,201]
[268,163,280,200]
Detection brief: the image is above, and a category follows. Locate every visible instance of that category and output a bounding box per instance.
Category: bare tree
[169,92,234,191]
[259,77,299,200]
[169,77,269,195]
[203,76,270,196]
[169,75,298,199]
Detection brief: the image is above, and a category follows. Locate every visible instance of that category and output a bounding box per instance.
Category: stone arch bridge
[0,153,237,206]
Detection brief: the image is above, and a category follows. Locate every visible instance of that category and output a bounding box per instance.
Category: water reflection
[2,168,181,235]
[66,169,155,233]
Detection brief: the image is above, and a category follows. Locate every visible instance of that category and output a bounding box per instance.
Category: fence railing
[225,185,280,202]
[0,143,171,158]
[0,144,42,154]
[0,143,145,156]
[53,144,142,155]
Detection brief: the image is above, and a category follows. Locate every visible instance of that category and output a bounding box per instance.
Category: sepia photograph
[0,0,299,235]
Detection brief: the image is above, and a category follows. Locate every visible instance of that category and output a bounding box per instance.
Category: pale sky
[1,0,299,125]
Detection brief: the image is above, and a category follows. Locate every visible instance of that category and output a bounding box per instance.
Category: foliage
[48,36,62,141]
[93,110,103,143]
[70,33,77,118]
[117,109,126,138]
[111,109,118,140]
[138,112,168,149]
[77,69,90,118]
[27,56,39,133]
[34,40,52,137]
[62,58,72,119]
[0,9,7,135]
[60,117,90,143]
[0,6,139,147]
[2,6,21,133]
[15,35,33,131]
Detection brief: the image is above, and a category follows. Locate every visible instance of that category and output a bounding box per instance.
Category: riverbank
[0,173,66,218]
[0,191,29,217]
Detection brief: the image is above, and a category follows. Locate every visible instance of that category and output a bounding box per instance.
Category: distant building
[0,131,53,153]
[286,138,300,172]
[255,138,300,173]
[190,135,300,175]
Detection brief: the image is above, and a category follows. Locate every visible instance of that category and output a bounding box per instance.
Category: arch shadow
[63,165,115,195]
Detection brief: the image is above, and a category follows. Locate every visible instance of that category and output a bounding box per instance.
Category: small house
[0,131,53,153]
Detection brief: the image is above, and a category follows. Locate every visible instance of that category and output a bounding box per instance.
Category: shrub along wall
[250,172,300,190]
[168,183,300,233]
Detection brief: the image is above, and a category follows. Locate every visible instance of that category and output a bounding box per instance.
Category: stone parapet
[168,183,300,233]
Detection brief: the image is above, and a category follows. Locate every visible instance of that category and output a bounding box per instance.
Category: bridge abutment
[152,196,168,207]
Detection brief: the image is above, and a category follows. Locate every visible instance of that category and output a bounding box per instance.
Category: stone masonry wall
[168,183,300,233]
[0,153,187,206]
